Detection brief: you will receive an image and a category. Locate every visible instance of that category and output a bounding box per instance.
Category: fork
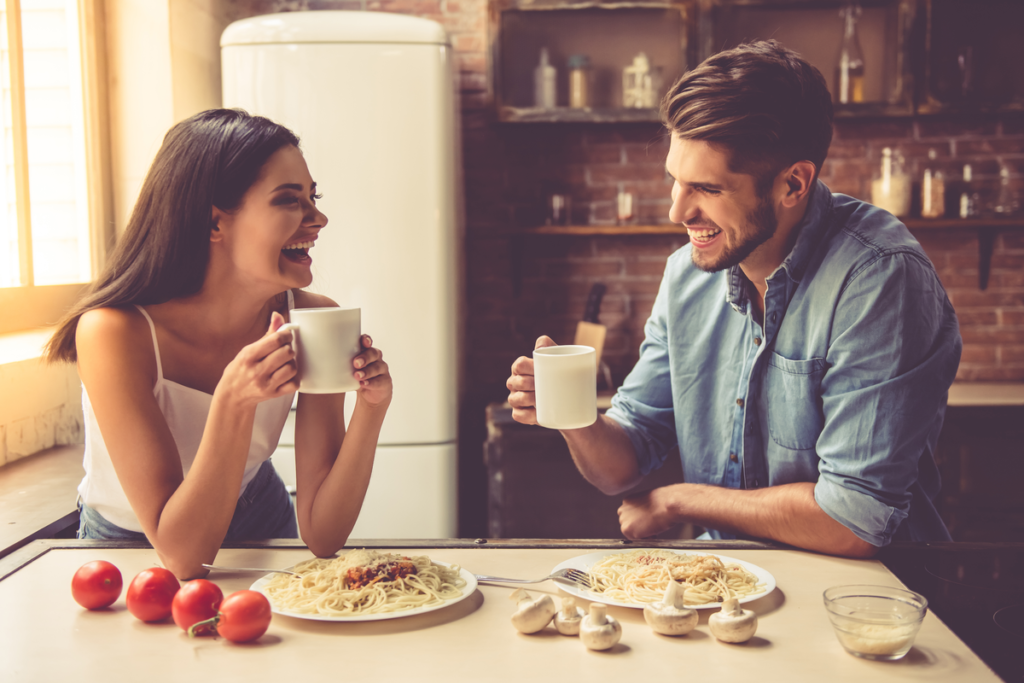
[473,568,591,588]
[202,563,300,577]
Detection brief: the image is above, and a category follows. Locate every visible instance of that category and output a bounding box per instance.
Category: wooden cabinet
[492,0,1023,123]
[484,400,692,538]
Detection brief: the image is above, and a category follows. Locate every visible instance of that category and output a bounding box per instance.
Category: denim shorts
[77,459,299,541]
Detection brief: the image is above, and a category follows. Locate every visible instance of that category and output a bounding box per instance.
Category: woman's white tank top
[77,294,296,532]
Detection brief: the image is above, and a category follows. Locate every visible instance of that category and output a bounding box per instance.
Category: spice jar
[871,147,911,217]
[920,148,945,218]
[567,54,591,109]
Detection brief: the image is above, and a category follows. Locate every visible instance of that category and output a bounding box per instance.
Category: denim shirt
[605,181,961,547]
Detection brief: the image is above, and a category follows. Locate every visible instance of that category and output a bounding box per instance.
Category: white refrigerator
[220,11,460,538]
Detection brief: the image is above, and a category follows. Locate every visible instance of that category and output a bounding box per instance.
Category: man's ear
[210,206,225,242]
[781,161,816,207]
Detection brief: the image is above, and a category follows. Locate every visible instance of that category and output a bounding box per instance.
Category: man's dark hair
[661,40,834,194]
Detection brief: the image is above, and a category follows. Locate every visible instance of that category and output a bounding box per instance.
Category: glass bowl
[823,585,928,660]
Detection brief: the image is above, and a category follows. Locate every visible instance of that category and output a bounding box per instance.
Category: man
[505,40,961,558]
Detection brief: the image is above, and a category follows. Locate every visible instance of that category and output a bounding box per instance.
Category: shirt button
[736,398,744,407]
[771,313,777,323]
[754,337,762,346]
[730,453,738,462]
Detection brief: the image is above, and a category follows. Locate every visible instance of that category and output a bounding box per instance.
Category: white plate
[551,549,776,609]
[250,561,478,622]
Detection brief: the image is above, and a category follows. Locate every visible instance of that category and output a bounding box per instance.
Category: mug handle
[278,322,300,356]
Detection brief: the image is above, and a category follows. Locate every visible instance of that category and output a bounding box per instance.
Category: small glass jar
[567,54,591,109]
[871,147,911,217]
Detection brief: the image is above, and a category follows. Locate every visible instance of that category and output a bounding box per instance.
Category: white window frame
[0,0,112,337]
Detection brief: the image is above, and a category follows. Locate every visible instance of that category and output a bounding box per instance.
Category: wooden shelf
[903,217,1024,230]
[492,218,1024,291]
[498,106,662,124]
[504,219,1024,236]
[517,224,687,235]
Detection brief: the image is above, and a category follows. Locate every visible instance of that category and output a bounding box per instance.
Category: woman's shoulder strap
[132,305,164,382]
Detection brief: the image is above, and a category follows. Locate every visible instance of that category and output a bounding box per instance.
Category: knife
[575,283,607,370]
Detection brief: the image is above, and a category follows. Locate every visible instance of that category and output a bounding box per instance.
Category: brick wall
[258,0,1023,536]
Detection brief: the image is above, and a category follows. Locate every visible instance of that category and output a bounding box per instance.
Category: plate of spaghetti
[551,549,775,609]
[251,549,476,621]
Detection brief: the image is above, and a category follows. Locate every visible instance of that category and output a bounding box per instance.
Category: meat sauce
[345,557,418,589]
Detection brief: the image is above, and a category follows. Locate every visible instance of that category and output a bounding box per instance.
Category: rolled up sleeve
[815,251,961,546]
[605,265,679,477]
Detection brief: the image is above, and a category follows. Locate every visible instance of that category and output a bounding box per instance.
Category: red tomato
[212,590,272,643]
[172,579,223,635]
[126,567,180,622]
[71,560,123,609]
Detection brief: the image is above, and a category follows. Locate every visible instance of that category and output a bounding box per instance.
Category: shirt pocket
[765,353,827,451]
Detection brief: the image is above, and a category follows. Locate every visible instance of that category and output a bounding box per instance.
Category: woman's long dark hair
[46,108,300,363]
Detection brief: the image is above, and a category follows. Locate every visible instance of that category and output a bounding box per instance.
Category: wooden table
[0,539,1004,682]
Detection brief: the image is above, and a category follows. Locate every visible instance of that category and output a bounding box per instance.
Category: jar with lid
[920,149,945,218]
[871,147,911,217]
[567,54,591,109]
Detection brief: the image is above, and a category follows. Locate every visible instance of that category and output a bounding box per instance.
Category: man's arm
[617,482,878,558]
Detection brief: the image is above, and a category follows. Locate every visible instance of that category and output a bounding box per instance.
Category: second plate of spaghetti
[551,549,776,609]
[250,549,478,622]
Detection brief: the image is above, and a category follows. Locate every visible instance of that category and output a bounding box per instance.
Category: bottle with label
[871,147,911,217]
[959,164,981,218]
[921,149,946,218]
[835,4,865,105]
[567,54,591,109]
[534,48,557,109]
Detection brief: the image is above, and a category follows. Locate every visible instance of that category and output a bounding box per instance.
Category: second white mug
[533,345,597,429]
[280,307,361,394]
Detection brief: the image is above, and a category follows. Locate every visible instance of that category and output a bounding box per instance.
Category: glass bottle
[921,149,946,218]
[993,162,1019,217]
[871,147,911,217]
[567,54,591,109]
[959,164,981,219]
[835,4,865,105]
[533,48,557,109]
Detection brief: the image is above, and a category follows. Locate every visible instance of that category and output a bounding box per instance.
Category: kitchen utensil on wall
[575,282,607,375]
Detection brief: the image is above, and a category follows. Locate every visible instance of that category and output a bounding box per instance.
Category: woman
[46,109,392,579]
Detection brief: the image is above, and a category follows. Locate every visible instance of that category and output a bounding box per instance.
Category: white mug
[279,307,361,394]
[533,345,597,429]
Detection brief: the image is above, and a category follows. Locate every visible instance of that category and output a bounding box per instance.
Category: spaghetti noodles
[586,550,765,606]
[262,549,466,617]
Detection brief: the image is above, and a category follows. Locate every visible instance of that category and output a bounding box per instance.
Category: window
[0,0,109,335]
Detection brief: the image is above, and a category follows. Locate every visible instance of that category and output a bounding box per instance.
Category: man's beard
[690,194,778,273]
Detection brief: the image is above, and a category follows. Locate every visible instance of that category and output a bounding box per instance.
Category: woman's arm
[290,293,393,557]
[77,307,298,579]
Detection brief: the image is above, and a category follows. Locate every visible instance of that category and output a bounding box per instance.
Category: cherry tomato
[172,579,224,635]
[71,560,123,609]
[189,590,272,643]
[126,567,180,622]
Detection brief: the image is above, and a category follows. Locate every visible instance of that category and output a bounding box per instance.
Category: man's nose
[668,185,699,225]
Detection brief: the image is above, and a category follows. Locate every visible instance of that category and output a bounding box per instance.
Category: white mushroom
[509,588,556,634]
[554,596,585,636]
[708,597,758,643]
[643,580,698,636]
[580,602,622,651]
